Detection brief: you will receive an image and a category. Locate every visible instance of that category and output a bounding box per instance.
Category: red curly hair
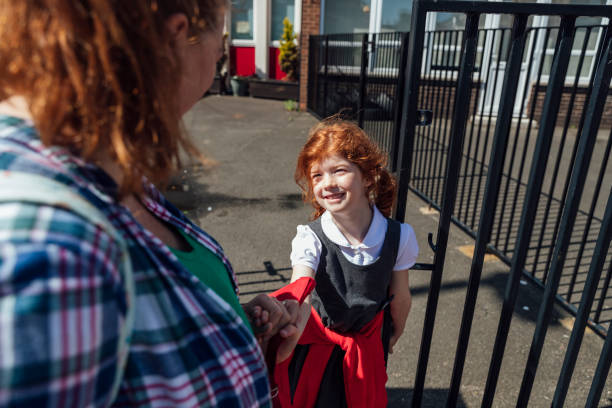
[295,118,397,219]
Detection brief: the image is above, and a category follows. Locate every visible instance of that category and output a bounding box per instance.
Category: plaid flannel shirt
[0,116,271,407]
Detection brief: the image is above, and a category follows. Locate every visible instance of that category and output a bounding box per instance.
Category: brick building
[227,0,611,119]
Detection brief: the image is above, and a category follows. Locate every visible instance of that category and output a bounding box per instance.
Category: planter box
[249,79,299,100]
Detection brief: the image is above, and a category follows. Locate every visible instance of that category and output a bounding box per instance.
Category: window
[231,0,254,40]
[323,0,371,34]
[271,0,295,42]
[380,0,412,32]
[541,0,608,81]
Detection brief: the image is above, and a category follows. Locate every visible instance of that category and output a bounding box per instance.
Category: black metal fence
[307,31,409,169]
[308,1,612,406]
[308,20,612,332]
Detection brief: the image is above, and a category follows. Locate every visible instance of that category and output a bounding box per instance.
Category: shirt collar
[320,205,387,249]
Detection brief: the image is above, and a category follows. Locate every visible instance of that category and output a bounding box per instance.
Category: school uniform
[284,206,418,407]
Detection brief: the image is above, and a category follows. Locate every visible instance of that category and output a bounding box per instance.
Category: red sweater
[271,279,387,408]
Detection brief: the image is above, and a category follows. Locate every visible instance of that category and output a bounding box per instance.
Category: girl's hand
[388,319,406,354]
[388,268,412,354]
[276,301,311,363]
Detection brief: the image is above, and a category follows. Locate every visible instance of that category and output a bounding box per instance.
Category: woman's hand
[244,294,296,342]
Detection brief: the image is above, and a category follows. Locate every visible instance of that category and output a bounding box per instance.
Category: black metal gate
[306,1,612,405]
[392,1,612,406]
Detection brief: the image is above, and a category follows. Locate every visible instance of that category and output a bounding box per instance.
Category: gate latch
[416,109,433,126]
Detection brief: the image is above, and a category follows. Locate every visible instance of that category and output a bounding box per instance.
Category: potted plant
[278,17,299,82]
[230,75,250,96]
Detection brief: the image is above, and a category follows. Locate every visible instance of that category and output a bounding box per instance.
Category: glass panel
[380,0,412,32]
[567,54,594,78]
[542,53,553,75]
[547,0,606,27]
[231,0,254,40]
[542,55,593,78]
[323,0,371,34]
[435,12,466,31]
[540,53,591,78]
[574,26,600,52]
[271,0,295,42]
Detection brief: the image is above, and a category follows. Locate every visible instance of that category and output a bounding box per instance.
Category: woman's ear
[165,13,190,44]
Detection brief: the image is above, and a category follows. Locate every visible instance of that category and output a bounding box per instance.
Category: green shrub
[278,17,299,81]
[284,99,298,111]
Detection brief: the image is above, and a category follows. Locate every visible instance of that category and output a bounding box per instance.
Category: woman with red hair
[277,119,419,407]
[0,1,300,406]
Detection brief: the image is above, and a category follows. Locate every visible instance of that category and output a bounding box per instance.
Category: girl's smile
[310,154,370,215]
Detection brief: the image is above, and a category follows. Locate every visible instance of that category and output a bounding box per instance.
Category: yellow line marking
[419,206,439,215]
[559,317,595,336]
[457,245,501,263]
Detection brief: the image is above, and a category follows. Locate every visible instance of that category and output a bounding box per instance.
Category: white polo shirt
[290,205,419,271]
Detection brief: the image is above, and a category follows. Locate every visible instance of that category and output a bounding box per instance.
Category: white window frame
[269,0,301,47]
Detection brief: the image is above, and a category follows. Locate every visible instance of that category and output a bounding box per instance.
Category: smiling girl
[275,119,419,407]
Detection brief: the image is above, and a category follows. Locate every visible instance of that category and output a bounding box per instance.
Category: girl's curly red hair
[295,118,397,219]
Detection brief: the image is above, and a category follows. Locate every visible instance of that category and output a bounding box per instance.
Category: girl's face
[310,154,371,216]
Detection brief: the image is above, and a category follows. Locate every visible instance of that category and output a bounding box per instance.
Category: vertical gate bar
[415,32,434,191]
[571,142,612,307]
[436,31,459,204]
[481,17,577,408]
[586,322,612,408]
[498,27,539,253]
[504,26,552,258]
[529,26,565,281]
[412,12,480,408]
[394,0,427,223]
[567,27,607,303]
[543,24,609,282]
[391,32,410,172]
[308,36,317,115]
[424,31,441,194]
[446,15,528,408]
[426,31,448,201]
[358,34,369,128]
[472,28,507,228]
[466,28,496,228]
[323,35,329,116]
[553,185,612,407]
[457,28,483,224]
[517,25,611,406]
[427,31,447,201]
[536,26,592,298]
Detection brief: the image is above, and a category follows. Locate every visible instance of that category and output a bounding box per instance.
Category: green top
[168,229,252,332]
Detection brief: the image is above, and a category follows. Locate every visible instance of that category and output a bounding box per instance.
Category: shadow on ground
[165,165,303,215]
[387,387,468,407]
[411,268,567,327]
[236,261,567,329]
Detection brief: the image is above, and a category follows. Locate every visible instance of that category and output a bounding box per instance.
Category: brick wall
[526,83,612,129]
[299,0,321,110]
[417,79,482,120]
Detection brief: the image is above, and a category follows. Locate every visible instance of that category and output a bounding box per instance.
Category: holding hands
[244,294,310,362]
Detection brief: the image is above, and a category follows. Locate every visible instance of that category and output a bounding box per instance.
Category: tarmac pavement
[169,95,612,407]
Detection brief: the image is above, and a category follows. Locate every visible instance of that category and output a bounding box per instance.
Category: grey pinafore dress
[288,216,401,407]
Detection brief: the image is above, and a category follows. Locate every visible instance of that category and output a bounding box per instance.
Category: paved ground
[170,95,612,407]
